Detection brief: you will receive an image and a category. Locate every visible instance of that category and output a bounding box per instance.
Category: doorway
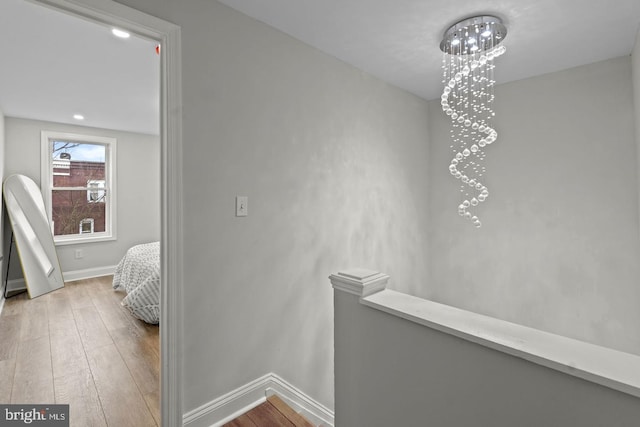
[2,0,182,425]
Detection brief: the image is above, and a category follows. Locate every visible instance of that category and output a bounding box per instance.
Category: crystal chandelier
[440,15,507,228]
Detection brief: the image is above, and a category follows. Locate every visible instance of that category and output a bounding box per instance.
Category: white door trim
[32,1,183,426]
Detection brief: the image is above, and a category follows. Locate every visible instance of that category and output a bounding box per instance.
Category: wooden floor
[224,395,315,427]
[0,276,159,426]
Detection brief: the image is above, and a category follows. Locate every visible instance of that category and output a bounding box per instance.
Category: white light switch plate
[236,196,248,217]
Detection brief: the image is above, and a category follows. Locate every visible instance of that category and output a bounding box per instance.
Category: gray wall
[0,110,4,262]
[3,117,160,276]
[117,0,431,412]
[335,290,640,427]
[0,110,5,296]
[634,27,640,237]
[426,56,640,355]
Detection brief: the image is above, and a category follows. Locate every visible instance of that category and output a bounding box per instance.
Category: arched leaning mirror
[3,174,64,298]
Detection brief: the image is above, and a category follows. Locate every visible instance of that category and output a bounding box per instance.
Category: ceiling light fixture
[73,114,84,120]
[440,15,507,228]
[111,28,130,39]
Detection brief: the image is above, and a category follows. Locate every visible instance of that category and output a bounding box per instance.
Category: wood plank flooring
[0,276,159,426]
[224,395,315,427]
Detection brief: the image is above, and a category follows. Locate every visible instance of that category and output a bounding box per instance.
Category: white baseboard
[63,265,117,282]
[6,278,27,292]
[2,266,116,288]
[183,374,270,427]
[265,375,334,427]
[183,373,334,427]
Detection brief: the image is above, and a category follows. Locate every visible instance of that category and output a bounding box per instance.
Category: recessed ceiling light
[73,114,84,120]
[111,28,130,39]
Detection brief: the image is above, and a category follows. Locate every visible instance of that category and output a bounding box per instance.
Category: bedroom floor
[0,276,159,426]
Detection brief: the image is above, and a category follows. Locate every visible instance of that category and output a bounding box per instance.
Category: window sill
[54,234,115,246]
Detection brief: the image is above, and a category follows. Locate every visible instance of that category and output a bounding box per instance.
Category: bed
[112,241,160,324]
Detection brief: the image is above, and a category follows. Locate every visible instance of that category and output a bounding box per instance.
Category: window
[41,131,117,244]
[87,180,106,203]
[79,218,95,234]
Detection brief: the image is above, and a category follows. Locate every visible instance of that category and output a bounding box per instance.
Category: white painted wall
[0,109,4,262]
[0,110,5,302]
[3,117,160,277]
[633,26,640,240]
[426,56,640,355]
[335,290,640,427]
[117,0,431,413]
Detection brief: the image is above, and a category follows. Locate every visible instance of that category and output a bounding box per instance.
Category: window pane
[52,189,106,236]
[52,141,106,188]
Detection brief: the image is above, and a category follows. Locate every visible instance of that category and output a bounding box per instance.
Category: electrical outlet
[75,249,84,259]
[236,196,248,217]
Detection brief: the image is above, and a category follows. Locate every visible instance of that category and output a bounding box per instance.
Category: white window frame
[41,131,117,245]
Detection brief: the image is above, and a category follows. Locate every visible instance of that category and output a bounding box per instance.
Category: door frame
[32,1,183,425]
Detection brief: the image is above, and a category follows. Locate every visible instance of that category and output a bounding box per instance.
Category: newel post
[329,268,389,298]
[330,268,389,426]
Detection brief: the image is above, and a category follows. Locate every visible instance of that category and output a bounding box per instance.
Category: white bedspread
[112,241,160,324]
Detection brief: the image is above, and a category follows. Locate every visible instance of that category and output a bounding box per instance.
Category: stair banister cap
[329,268,389,297]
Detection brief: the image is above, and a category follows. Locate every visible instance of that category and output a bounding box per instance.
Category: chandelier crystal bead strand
[439,15,507,228]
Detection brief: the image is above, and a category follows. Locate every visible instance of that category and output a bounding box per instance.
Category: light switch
[236,196,248,217]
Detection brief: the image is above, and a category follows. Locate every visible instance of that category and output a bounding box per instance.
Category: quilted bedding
[112,241,160,324]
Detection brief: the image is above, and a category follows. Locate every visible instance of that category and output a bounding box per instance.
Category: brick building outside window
[52,157,106,236]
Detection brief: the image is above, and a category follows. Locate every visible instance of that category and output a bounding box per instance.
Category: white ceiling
[1,1,639,136]
[0,0,159,135]
[218,0,640,100]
